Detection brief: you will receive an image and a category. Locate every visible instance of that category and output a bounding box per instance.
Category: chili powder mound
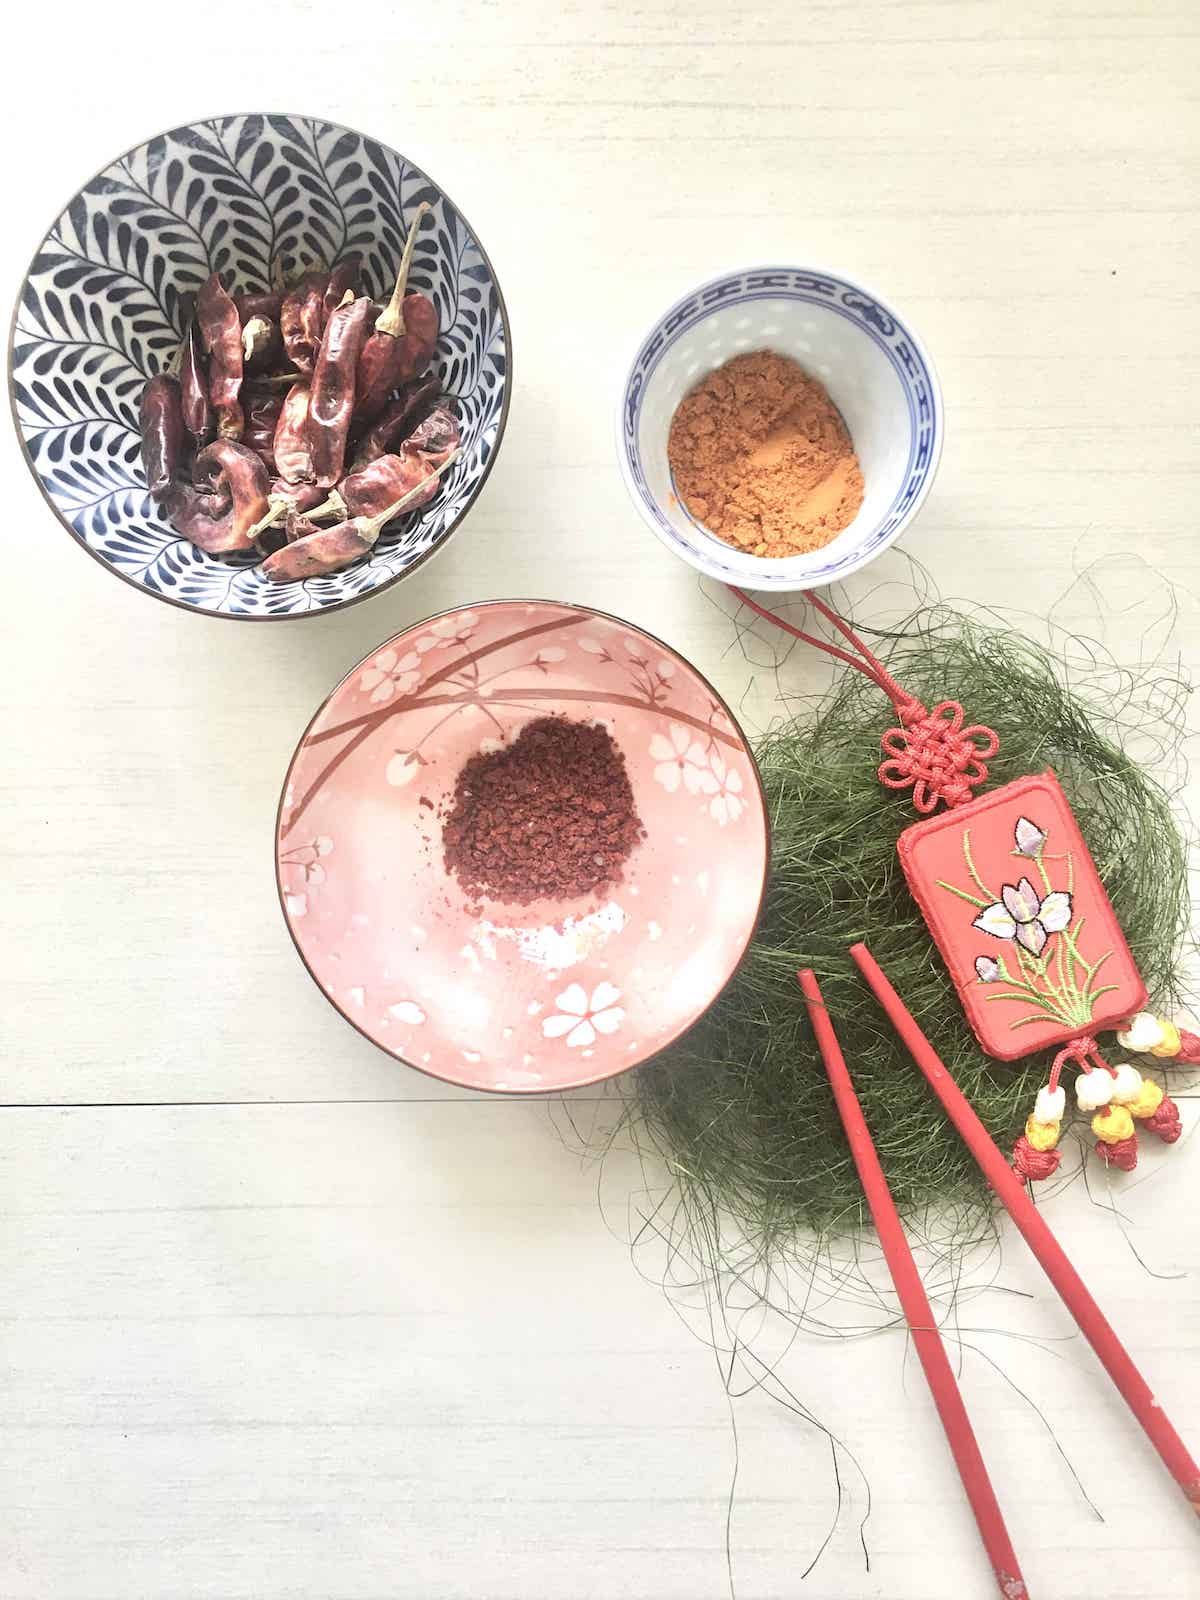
[667,349,864,559]
[442,717,644,904]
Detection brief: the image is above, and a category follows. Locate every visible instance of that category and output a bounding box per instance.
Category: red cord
[726,586,909,705]
[728,587,999,813]
[1048,1037,1097,1093]
[806,592,917,711]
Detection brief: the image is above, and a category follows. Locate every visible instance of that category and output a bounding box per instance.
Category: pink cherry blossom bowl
[276,600,769,1092]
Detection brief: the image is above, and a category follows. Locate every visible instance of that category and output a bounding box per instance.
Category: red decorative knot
[878,699,1000,814]
[1096,1134,1139,1172]
[1145,1096,1183,1144]
[1178,1028,1200,1065]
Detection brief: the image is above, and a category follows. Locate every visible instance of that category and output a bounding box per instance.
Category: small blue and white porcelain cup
[617,265,942,592]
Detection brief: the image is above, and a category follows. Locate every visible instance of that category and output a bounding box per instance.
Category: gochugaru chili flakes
[442,716,644,904]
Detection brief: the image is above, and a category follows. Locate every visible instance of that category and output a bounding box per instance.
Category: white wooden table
[4,4,1198,1596]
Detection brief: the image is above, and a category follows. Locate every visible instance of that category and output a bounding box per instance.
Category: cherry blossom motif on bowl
[276,600,769,1091]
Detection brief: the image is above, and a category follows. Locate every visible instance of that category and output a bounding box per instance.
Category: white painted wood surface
[3,4,1198,1595]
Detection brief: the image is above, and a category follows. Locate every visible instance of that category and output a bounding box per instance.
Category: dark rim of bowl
[273,597,773,1095]
[8,110,514,623]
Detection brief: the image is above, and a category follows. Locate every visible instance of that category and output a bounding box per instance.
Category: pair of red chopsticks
[799,945,1200,1600]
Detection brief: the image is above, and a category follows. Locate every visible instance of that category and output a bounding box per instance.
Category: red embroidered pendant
[896,771,1147,1060]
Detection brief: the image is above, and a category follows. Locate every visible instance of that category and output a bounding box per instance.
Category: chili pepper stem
[242,317,271,360]
[246,496,290,542]
[304,490,349,523]
[360,446,462,540]
[376,202,431,338]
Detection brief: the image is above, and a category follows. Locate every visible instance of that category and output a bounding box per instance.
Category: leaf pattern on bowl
[11,115,510,618]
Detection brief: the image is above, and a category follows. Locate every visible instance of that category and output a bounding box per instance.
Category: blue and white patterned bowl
[617,265,941,592]
[10,115,511,619]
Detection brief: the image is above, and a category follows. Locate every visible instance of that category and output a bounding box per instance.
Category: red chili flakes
[442,716,644,904]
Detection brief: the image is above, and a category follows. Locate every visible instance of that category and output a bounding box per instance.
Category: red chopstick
[798,969,1030,1599]
[850,941,1200,1518]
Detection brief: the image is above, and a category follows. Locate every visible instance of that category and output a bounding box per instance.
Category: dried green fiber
[619,604,1194,1241]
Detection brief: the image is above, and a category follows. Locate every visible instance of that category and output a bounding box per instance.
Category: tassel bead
[1150,1019,1182,1058]
[1076,1067,1114,1111]
[1096,1133,1139,1172]
[1092,1104,1135,1145]
[1144,1095,1183,1144]
[1110,1062,1144,1104]
[1117,1012,1165,1052]
[1034,1085,1066,1123]
[1012,1135,1061,1183]
[1127,1079,1164,1120]
[1024,1115,1060,1152]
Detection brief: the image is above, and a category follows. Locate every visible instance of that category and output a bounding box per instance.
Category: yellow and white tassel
[1117,1011,1187,1060]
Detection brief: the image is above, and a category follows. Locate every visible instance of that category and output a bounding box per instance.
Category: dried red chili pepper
[273,383,315,484]
[261,447,460,582]
[139,374,183,499]
[245,481,333,554]
[350,375,442,467]
[197,272,245,440]
[271,479,327,514]
[164,440,269,554]
[285,506,323,542]
[243,387,284,472]
[245,387,284,433]
[401,405,460,462]
[180,309,214,448]
[308,294,375,487]
[393,294,439,376]
[279,269,328,376]
[335,407,461,519]
[353,203,439,425]
[323,256,361,317]
[261,515,377,582]
[235,289,284,323]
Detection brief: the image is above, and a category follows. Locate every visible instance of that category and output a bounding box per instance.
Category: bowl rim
[614,260,944,593]
[8,110,514,623]
[274,596,771,1095]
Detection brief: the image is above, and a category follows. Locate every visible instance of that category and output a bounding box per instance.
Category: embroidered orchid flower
[1014,817,1046,856]
[974,955,1001,983]
[973,877,1073,956]
[542,982,625,1048]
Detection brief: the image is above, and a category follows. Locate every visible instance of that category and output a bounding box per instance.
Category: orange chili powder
[667,350,865,558]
